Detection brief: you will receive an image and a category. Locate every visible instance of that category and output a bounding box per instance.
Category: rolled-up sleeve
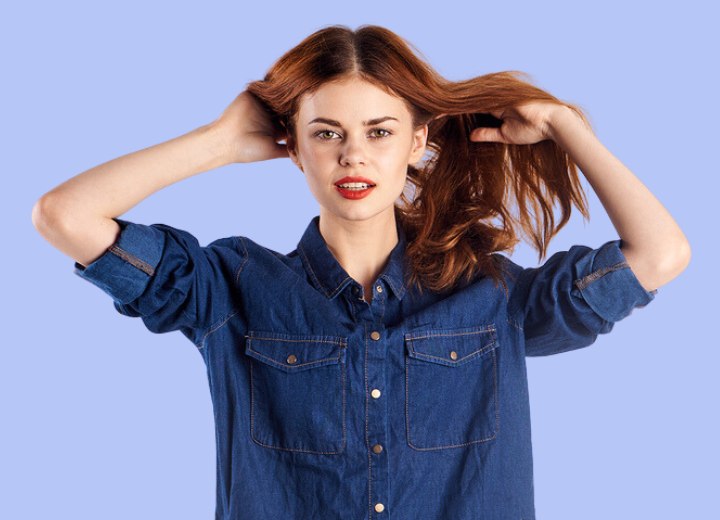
[508,238,658,357]
[73,217,245,346]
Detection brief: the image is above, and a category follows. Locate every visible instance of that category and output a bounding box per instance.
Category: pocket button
[404,324,499,450]
[244,330,347,454]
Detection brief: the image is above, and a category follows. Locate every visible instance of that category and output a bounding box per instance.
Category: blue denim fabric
[73,215,657,520]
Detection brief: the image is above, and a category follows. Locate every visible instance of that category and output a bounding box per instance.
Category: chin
[328,203,395,222]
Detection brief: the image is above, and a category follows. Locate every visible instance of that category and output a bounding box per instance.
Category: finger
[469,127,506,143]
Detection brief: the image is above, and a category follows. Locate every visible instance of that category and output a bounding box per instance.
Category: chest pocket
[404,324,499,450]
[244,330,348,454]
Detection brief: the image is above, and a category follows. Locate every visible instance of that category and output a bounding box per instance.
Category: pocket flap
[404,324,497,367]
[244,330,347,373]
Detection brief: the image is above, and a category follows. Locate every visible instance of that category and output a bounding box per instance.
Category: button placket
[365,323,389,517]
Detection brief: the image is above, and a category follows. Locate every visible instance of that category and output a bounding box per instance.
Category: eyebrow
[307,116,399,127]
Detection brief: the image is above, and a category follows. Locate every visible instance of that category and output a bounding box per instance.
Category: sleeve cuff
[572,238,658,323]
[73,217,166,305]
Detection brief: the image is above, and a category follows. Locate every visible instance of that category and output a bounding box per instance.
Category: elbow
[659,239,691,275]
[32,192,74,236]
[650,239,692,290]
[668,239,691,274]
[32,195,57,233]
[622,238,691,292]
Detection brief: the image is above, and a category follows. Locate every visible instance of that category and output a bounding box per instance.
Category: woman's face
[287,77,428,225]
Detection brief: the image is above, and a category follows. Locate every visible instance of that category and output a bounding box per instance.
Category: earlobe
[290,154,304,173]
[286,137,303,172]
[290,155,303,173]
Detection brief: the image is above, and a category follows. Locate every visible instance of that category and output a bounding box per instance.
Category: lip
[334,176,377,186]
[335,184,376,200]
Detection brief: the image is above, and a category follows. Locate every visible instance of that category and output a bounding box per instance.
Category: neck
[318,208,399,297]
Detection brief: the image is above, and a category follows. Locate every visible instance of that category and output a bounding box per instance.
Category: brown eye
[370,129,392,139]
[314,130,338,140]
[313,128,392,140]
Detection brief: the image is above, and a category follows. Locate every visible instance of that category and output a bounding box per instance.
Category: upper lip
[334,176,376,186]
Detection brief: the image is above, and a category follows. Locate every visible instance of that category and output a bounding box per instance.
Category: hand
[469,101,565,145]
[210,90,289,164]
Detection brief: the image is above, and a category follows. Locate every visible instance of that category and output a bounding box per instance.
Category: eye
[312,128,393,140]
[370,128,392,139]
[314,129,340,140]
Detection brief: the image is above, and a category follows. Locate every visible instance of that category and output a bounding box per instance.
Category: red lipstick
[334,176,377,200]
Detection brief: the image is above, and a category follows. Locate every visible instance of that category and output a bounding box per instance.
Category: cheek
[385,151,413,178]
[303,172,332,194]
[302,146,336,169]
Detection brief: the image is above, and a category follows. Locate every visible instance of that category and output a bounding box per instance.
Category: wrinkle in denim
[73,215,657,519]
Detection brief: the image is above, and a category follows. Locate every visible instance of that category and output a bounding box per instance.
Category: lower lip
[335,185,376,199]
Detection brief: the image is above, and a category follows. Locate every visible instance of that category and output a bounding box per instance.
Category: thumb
[470,127,505,143]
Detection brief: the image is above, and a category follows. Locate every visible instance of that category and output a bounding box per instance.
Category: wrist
[200,121,236,167]
[545,105,584,142]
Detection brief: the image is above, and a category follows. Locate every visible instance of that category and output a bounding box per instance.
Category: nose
[339,132,367,167]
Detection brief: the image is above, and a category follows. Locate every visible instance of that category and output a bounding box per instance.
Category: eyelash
[313,128,393,140]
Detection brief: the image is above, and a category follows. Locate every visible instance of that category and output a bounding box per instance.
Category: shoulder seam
[234,236,250,285]
[193,235,249,350]
[197,309,241,350]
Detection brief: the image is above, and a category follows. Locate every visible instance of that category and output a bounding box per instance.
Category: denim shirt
[73,215,657,520]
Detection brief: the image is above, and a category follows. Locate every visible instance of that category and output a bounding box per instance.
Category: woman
[32,24,689,520]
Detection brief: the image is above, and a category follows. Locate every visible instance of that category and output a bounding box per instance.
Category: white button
[371,388,381,398]
[374,503,385,513]
[376,285,383,293]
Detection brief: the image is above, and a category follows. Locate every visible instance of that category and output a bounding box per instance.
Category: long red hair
[246,24,592,297]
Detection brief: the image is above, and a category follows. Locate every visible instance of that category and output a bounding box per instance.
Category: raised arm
[543,106,690,292]
[31,91,288,267]
[470,101,691,292]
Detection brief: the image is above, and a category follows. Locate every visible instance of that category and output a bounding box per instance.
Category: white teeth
[337,182,374,189]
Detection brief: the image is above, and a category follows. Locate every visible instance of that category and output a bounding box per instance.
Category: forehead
[296,78,409,122]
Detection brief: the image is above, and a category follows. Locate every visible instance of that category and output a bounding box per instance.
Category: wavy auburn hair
[246,24,592,297]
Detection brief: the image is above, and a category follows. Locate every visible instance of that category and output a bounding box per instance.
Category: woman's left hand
[469,101,565,145]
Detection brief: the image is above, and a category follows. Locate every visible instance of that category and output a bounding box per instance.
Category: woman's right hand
[211,90,289,164]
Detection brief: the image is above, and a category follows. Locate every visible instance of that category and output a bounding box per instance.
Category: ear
[286,134,304,173]
[408,124,429,166]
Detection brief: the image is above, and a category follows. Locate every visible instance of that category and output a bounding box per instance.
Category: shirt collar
[297,215,408,301]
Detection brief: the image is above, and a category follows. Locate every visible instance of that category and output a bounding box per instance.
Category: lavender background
[3,1,715,518]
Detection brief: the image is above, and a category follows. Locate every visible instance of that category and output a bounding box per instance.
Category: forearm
[546,106,691,290]
[33,122,231,267]
[38,122,230,221]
